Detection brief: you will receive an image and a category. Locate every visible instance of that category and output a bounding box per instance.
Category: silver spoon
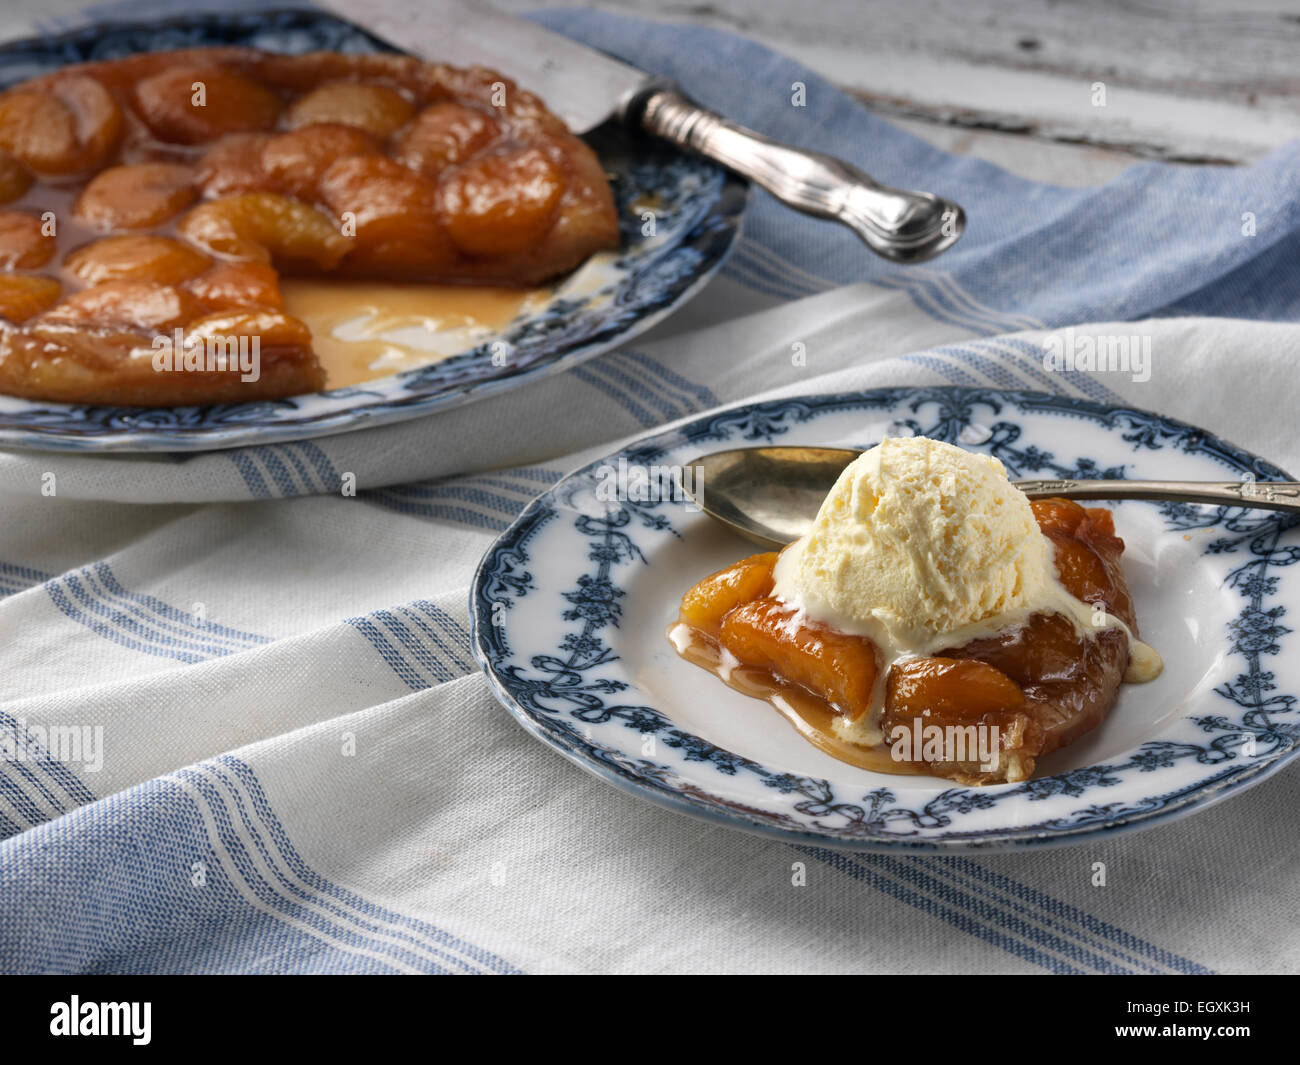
[685,446,1300,550]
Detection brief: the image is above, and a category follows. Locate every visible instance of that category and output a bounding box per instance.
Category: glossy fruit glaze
[0,48,619,405]
[670,499,1143,785]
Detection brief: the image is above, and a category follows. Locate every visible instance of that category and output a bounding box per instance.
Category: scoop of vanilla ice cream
[772,436,1058,651]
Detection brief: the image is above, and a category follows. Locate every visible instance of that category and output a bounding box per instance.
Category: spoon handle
[1014,478,1300,514]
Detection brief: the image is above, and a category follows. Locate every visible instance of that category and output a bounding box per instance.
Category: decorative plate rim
[0,8,749,453]
[470,385,1300,852]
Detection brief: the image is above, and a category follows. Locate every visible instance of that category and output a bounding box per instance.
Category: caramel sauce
[279,278,549,387]
[668,621,925,775]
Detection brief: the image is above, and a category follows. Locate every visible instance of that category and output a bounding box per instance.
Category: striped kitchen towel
[0,3,1298,973]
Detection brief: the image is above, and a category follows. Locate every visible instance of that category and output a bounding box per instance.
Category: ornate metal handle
[626,85,965,263]
[1014,479,1300,514]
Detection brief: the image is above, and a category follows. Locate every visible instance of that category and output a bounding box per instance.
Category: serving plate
[471,386,1300,851]
[0,9,746,452]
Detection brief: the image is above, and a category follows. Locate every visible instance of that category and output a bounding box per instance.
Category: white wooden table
[498,0,1300,186]
[10,0,1299,186]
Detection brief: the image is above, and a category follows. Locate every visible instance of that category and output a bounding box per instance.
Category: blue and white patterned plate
[471,386,1300,851]
[0,9,746,452]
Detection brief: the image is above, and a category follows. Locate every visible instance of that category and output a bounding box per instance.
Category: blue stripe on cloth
[228,451,273,499]
[804,849,1211,975]
[345,601,475,690]
[184,765,474,973]
[994,337,1128,406]
[906,267,1045,333]
[723,244,824,301]
[295,441,340,490]
[620,349,721,410]
[371,483,528,514]
[248,447,299,498]
[898,352,984,387]
[851,854,1143,974]
[361,493,507,531]
[0,561,49,599]
[570,364,660,427]
[218,757,517,973]
[175,767,471,973]
[875,274,1032,337]
[931,856,1212,975]
[592,355,690,423]
[0,766,47,828]
[344,616,428,691]
[276,441,340,494]
[934,338,1125,407]
[934,343,1029,391]
[227,441,343,498]
[270,444,320,495]
[0,751,69,826]
[361,467,565,530]
[0,757,520,973]
[0,710,96,810]
[801,847,1083,974]
[963,341,1071,395]
[371,610,458,685]
[489,466,565,486]
[729,238,1055,344]
[415,600,472,649]
[394,603,474,676]
[41,562,272,663]
[85,563,271,651]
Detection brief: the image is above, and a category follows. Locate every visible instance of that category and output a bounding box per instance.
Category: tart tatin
[671,499,1147,785]
[0,48,620,405]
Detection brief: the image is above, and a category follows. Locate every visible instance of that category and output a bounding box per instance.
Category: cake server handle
[624,84,966,264]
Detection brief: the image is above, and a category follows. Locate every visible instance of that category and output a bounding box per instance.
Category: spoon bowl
[686,445,1300,549]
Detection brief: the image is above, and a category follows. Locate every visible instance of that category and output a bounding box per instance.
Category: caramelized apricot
[285,81,415,139]
[0,275,61,323]
[1029,498,1089,537]
[0,46,621,406]
[184,261,283,311]
[1082,506,1117,537]
[1046,531,1112,604]
[886,658,1026,724]
[882,658,1036,780]
[75,163,197,230]
[679,552,777,635]
[3,300,322,407]
[48,75,124,172]
[34,280,197,331]
[938,612,1087,689]
[0,75,122,174]
[184,307,313,362]
[195,132,277,197]
[394,102,499,178]
[0,211,54,269]
[64,235,211,287]
[0,150,32,204]
[437,147,564,256]
[720,597,879,721]
[177,193,350,271]
[134,65,283,144]
[260,124,381,201]
[0,91,77,174]
[317,156,451,274]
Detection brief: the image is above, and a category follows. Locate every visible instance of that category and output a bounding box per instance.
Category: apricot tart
[671,499,1157,785]
[0,47,619,405]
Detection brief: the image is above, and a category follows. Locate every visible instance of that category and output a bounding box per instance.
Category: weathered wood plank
[495,0,1300,163]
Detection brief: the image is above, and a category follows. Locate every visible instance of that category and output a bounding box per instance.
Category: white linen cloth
[0,3,1297,973]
